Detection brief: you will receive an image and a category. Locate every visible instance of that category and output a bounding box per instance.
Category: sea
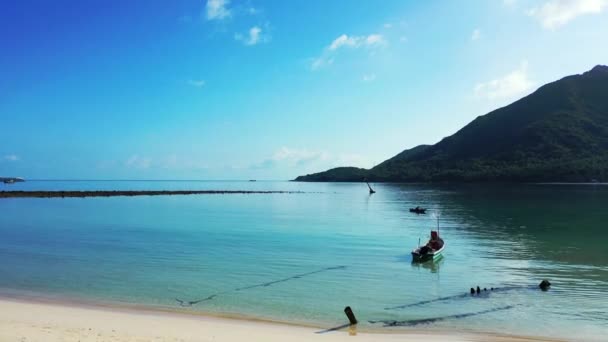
[0,180,606,340]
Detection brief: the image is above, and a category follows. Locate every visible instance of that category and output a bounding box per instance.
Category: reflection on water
[411,255,444,273]
[0,181,607,341]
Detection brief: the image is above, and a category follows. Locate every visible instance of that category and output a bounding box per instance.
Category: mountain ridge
[295,65,608,182]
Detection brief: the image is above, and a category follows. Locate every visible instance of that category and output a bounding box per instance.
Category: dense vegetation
[295,65,608,182]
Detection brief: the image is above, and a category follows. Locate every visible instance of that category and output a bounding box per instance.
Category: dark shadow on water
[410,254,444,273]
[383,183,608,268]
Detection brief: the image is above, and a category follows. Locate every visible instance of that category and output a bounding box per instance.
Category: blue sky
[1,0,607,180]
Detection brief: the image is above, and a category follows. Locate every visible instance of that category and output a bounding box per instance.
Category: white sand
[0,298,561,342]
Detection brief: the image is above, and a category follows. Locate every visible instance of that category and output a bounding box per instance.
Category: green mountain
[295,65,608,182]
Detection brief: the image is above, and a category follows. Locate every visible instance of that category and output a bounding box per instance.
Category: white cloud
[527,0,606,29]
[188,79,206,88]
[328,34,386,51]
[125,155,152,169]
[383,23,393,29]
[474,61,535,100]
[206,0,231,20]
[362,73,376,82]
[329,34,359,50]
[503,0,518,7]
[365,34,385,46]
[471,28,481,41]
[246,26,261,45]
[3,154,19,162]
[235,26,269,46]
[311,33,386,70]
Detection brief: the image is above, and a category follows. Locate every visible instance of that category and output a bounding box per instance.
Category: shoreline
[0,190,308,198]
[0,294,565,342]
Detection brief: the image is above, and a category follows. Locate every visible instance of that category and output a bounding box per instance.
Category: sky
[1,0,607,180]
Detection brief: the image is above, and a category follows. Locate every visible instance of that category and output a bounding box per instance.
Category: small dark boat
[409,206,426,214]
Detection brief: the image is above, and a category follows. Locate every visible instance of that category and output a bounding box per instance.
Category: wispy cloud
[311,33,386,70]
[125,155,152,169]
[362,73,376,82]
[123,155,209,171]
[3,154,19,162]
[159,155,209,170]
[474,61,535,100]
[471,28,481,41]
[328,34,359,50]
[274,147,329,167]
[251,147,330,169]
[328,34,386,51]
[311,56,334,70]
[251,147,371,170]
[235,25,268,46]
[310,56,332,71]
[527,0,606,29]
[206,0,231,21]
[188,79,206,88]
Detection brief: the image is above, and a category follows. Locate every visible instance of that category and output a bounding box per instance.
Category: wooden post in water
[344,306,358,325]
[364,178,376,194]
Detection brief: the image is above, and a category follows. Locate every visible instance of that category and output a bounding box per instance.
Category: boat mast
[436,212,440,235]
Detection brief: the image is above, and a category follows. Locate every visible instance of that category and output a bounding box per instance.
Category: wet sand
[0,297,564,342]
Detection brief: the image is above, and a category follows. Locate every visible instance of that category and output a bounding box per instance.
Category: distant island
[0,177,25,184]
[295,65,608,183]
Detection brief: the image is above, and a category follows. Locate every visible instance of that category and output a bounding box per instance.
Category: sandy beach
[0,297,563,342]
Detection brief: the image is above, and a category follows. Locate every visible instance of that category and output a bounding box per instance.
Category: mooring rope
[175,265,347,307]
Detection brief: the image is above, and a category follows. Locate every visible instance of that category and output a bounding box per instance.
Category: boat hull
[409,208,426,214]
[411,245,445,262]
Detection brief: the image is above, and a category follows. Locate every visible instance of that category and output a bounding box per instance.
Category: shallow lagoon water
[0,181,607,340]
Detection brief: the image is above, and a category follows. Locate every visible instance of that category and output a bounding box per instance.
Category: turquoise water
[0,181,607,340]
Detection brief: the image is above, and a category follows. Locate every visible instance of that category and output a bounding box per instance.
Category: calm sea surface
[0,181,607,340]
